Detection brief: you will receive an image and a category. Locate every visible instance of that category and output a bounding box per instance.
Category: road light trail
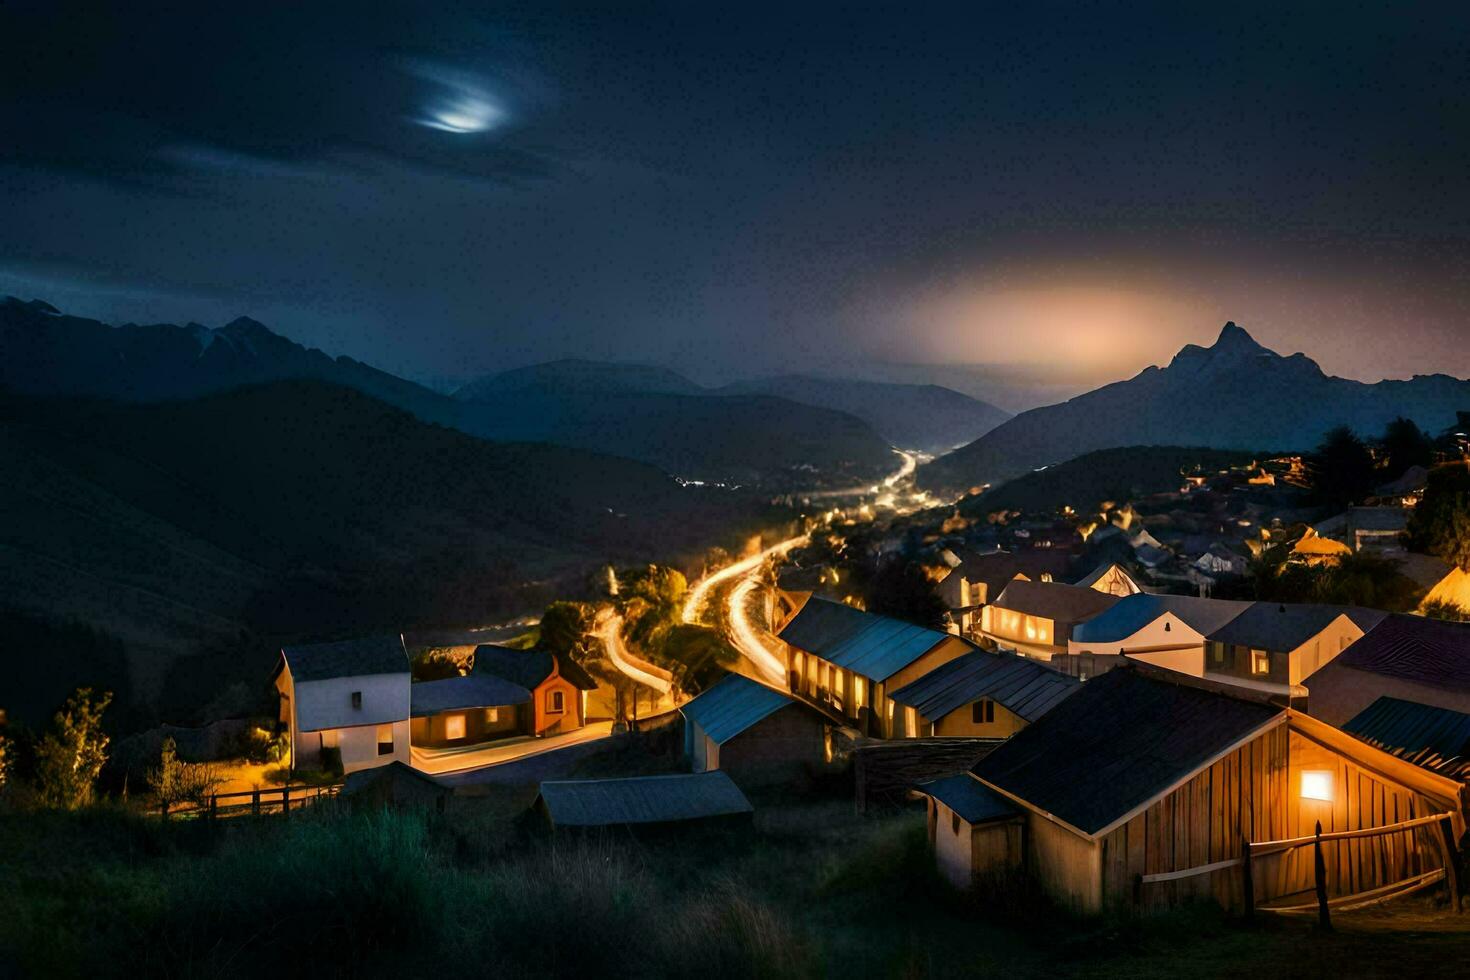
[804,448,918,500]
[682,533,809,625]
[594,609,672,694]
[726,576,787,684]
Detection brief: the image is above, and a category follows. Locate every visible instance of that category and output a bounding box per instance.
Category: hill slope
[920,323,1470,495]
[720,375,1010,454]
[0,381,761,726]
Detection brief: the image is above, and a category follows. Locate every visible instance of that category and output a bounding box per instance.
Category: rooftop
[1331,614,1470,693]
[474,646,597,691]
[409,674,531,717]
[890,649,1079,723]
[1207,603,1387,652]
[536,771,753,827]
[778,597,953,682]
[679,674,795,745]
[280,635,409,682]
[1073,593,1253,644]
[921,773,1020,825]
[990,579,1122,625]
[1342,696,1470,781]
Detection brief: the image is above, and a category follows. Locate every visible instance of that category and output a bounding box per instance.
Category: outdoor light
[1300,770,1333,802]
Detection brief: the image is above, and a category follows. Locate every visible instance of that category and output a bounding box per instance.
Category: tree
[539,601,595,664]
[1423,598,1470,623]
[33,688,112,809]
[1406,462,1470,571]
[148,737,224,815]
[1382,417,1434,477]
[862,557,948,630]
[1308,427,1377,511]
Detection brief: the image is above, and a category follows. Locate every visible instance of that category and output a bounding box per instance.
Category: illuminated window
[444,713,466,740]
[1251,649,1271,675]
[1301,770,1333,802]
[376,723,394,755]
[320,729,340,749]
[904,706,917,738]
[548,690,565,713]
[484,707,499,724]
[852,675,866,709]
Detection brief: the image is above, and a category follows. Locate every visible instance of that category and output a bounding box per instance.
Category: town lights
[1300,769,1333,802]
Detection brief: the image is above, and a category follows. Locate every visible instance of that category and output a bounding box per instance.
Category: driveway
[412,721,614,779]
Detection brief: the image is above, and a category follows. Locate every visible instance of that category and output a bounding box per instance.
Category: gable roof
[890,649,1079,723]
[1207,603,1387,652]
[280,635,409,682]
[972,668,1282,838]
[777,597,952,682]
[1342,696,1470,781]
[679,674,794,745]
[536,771,753,827]
[409,674,531,717]
[921,773,1020,825]
[473,646,597,691]
[1073,594,1253,645]
[342,760,451,801]
[1331,614,1470,693]
[958,549,1073,598]
[991,579,1122,625]
[1074,562,1142,594]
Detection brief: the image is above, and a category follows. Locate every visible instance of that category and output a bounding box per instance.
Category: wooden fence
[853,736,1003,814]
[164,782,342,820]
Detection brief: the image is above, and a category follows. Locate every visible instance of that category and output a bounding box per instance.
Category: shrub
[148,737,225,814]
[319,745,343,776]
[33,688,111,810]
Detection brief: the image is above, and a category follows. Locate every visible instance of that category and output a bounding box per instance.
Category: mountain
[919,323,1470,496]
[0,381,763,727]
[719,375,1010,454]
[452,361,896,488]
[2,299,895,487]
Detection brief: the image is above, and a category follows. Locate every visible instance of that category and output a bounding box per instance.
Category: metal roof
[921,773,1020,825]
[1073,594,1252,644]
[990,579,1122,625]
[777,597,952,682]
[1208,603,1387,652]
[473,646,598,691]
[1334,614,1470,693]
[536,771,753,827]
[889,649,1078,723]
[679,674,794,745]
[1342,696,1470,780]
[409,674,531,717]
[973,668,1281,837]
[280,635,409,682]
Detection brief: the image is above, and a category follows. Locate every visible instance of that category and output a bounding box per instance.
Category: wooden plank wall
[1097,725,1289,912]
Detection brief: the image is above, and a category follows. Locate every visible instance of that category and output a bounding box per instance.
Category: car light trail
[682,533,809,625]
[594,609,672,694]
[727,576,786,684]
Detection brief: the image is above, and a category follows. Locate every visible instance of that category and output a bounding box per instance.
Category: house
[1074,561,1145,598]
[1313,507,1410,554]
[921,773,1023,889]
[341,760,453,811]
[938,549,1073,638]
[680,674,830,787]
[889,649,1079,738]
[1306,614,1470,725]
[777,597,974,738]
[1341,697,1470,782]
[409,673,532,748]
[1373,465,1430,506]
[978,579,1121,660]
[1202,603,1387,697]
[473,646,597,737]
[272,636,411,774]
[1399,554,1470,613]
[534,771,753,832]
[1290,527,1353,566]
[1060,593,1252,681]
[946,666,1464,913]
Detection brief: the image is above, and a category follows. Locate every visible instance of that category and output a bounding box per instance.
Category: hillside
[963,446,1262,516]
[720,374,1010,454]
[0,381,763,727]
[455,358,704,397]
[920,323,1470,496]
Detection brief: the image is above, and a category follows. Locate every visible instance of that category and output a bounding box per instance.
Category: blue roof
[921,773,1019,825]
[778,597,952,682]
[1208,603,1387,651]
[1342,696,1470,780]
[1073,594,1253,644]
[410,674,531,717]
[680,674,794,745]
[889,649,1079,723]
[537,771,753,827]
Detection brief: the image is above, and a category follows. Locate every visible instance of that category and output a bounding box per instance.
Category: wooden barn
[341,761,452,812]
[679,674,831,788]
[888,648,1079,738]
[534,771,753,833]
[943,666,1465,914]
[777,597,974,738]
[921,773,1023,889]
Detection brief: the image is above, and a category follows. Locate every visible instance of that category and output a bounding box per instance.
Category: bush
[33,688,112,810]
[319,746,343,776]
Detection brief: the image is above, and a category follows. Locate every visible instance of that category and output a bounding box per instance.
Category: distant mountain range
[920,323,1470,496]
[0,380,761,726]
[719,374,1009,454]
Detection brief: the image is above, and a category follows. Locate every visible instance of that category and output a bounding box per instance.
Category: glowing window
[484,707,499,724]
[444,713,466,740]
[1251,649,1271,675]
[852,675,866,709]
[376,723,394,755]
[1301,770,1333,802]
[320,729,340,749]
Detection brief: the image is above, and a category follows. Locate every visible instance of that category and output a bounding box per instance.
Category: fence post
[160,798,169,821]
[1313,820,1332,932]
[1437,815,1463,913]
[209,794,217,821]
[282,786,290,818]
[251,788,260,816]
[1242,838,1255,922]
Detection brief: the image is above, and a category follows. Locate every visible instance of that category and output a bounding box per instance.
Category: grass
[2,796,1468,979]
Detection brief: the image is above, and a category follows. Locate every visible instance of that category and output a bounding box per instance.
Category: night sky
[3,2,1468,389]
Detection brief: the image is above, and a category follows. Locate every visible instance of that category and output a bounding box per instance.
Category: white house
[1063,593,1253,680]
[273,635,412,774]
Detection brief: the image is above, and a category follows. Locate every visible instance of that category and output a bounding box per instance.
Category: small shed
[341,761,452,811]
[534,771,754,832]
[920,773,1022,889]
[679,674,829,787]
